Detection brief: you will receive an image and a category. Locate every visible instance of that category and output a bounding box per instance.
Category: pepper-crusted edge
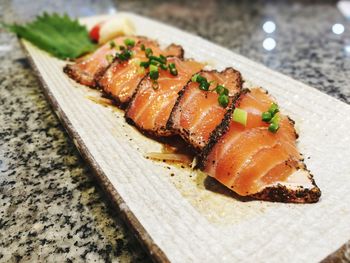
[166,67,243,153]
[197,88,321,203]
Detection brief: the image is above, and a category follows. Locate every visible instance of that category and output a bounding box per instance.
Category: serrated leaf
[3,12,97,59]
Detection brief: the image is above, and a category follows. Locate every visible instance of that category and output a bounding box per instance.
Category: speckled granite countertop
[1,0,350,262]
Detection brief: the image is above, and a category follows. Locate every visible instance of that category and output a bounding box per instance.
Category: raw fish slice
[199,88,321,203]
[125,57,204,136]
[63,36,139,87]
[167,68,242,151]
[98,40,183,108]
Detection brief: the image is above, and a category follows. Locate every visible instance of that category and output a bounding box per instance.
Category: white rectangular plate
[22,12,350,263]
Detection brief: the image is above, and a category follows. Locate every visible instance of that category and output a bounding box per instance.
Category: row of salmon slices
[64,35,321,203]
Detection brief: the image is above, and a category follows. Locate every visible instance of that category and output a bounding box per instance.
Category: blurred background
[2,0,350,102]
[0,0,349,262]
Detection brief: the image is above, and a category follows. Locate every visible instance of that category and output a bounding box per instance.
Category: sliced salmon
[63,36,139,87]
[199,88,321,203]
[167,68,242,151]
[98,40,184,107]
[125,57,204,136]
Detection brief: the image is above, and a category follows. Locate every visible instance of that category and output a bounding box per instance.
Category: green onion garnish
[159,55,167,64]
[270,114,280,125]
[196,75,207,83]
[140,44,145,51]
[160,63,168,70]
[168,63,178,76]
[191,74,199,82]
[150,64,158,72]
[215,85,225,94]
[262,102,280,133]
[268,103,279,115]
[215,85,229,95]
[268,122,279,133]
[149,64,159,80]
[124,38,135,47]
[140,61,150,68]
[116,49,133,61]
[218,94,229,107]
[150,71,159,80]
[233,108,247,126]
[150,60,160,66]
[109,41,116,49]
[262,111,272,122]
[170,67,178,76]
[119,45,125,51]
[199,81,210,91]
[145,48,153,58]
[105,54,114,63]
[149,55,165,64]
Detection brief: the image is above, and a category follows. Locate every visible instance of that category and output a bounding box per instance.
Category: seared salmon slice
[199,88,321,203]
[98,40,184,107]
[167,68,242,151]
[125,57,204,136]
[63,36,139,87]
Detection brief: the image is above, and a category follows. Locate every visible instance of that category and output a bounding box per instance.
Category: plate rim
[20,11,350,263]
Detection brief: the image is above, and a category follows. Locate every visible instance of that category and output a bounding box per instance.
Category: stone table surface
[0,0,350,262]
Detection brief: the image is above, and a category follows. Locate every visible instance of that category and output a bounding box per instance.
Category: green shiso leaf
[2,12,97,59]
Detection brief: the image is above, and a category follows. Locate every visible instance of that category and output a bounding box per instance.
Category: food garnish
[124,38,135,47]
[192,74,230,107]
[262,102,280,133]
[96,17,135,44]
[3,13,96,59]
[232,108,247,126]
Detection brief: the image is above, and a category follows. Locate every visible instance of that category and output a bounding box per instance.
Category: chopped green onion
[170,67,178,76]
[168,63,178,76]
[196,75,207,83]
[262,103,280,133]
[149,64,159,80]
[145,48,153,58]
[218,94,229,108]
[262,111,272,122]
[149,55,165,64]
[150,71,159,80]
[159,55,167,64]
[268,103,279,115]
[124,38,135,47]
[150,64,158,72]
[215,85,225,94]
[199,81,210,91]
[140,44,145,50]
[233,108,247,126]
[116,50,133,61]
[215,85,228,95]
[119,45,125,51]
[268,122,279,133]
[140,61,150,68]
[270,114,280,125]
[109,41,116,48]
[150,60,160,66]
[105,54,114,63]
[160,63,168,70]
[191,74,199,82]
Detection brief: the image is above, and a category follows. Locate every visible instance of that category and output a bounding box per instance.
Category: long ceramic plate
[21,12,350,263]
